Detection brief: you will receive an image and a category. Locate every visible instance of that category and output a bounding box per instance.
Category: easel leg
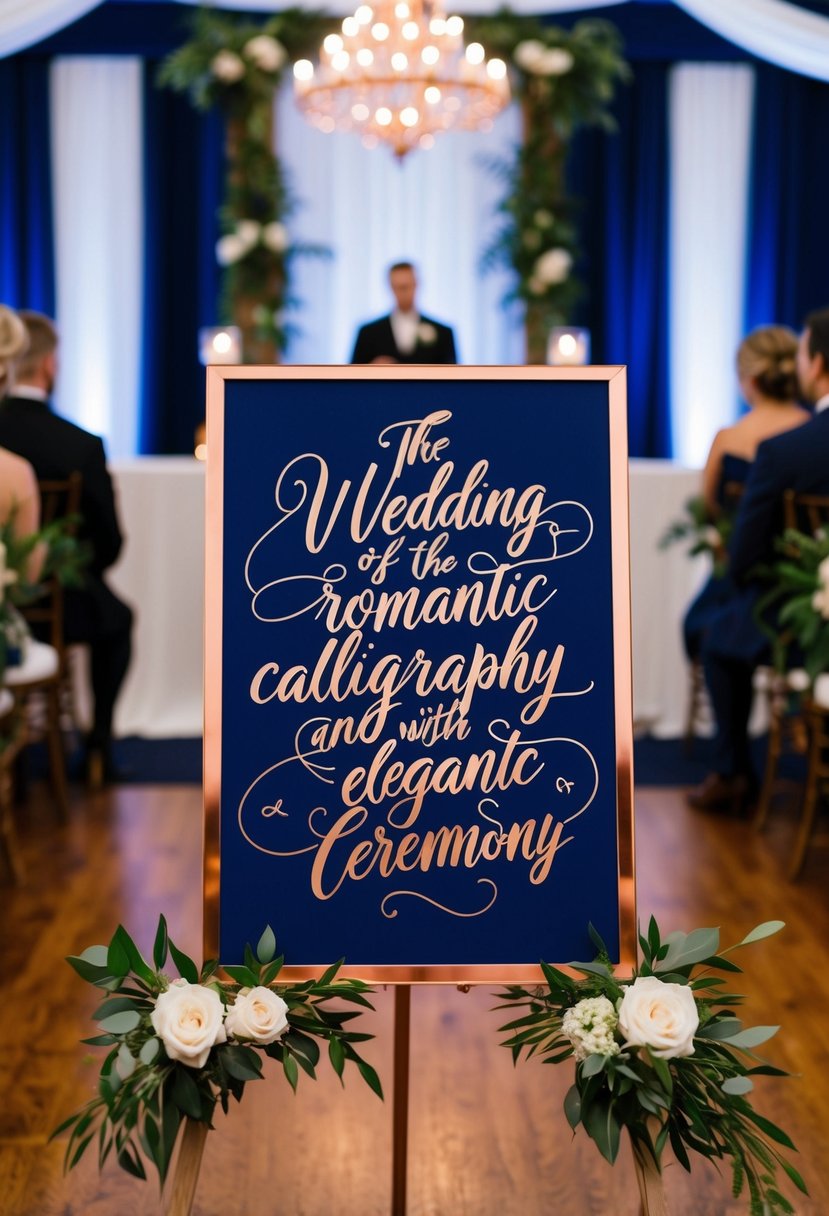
[391,984,411,1216]
[166,1117,208,1216]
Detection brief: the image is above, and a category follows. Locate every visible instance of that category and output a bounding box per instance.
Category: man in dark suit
[350,261,457,364]
[690,307,829,811]
[0,311,133,786]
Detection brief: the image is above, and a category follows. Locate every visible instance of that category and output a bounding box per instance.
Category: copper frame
[204,364,636,983]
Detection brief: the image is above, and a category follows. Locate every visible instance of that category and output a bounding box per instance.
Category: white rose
[262,221,289,253]
[513,40,545,72]
[812,587,829,620]
[617,976,699,1060]
[211,50,246,84]
[417,322,437,345]
[813,672,829,709]
[537,47,574,76]
[786,667,810,692]
[235,219,261,248]
[225,986,289,1045]
[244,34,287,74]
[818,555,829,588]
[534,247,573,286]
[151,980,227,1069]
[216,233,250,266]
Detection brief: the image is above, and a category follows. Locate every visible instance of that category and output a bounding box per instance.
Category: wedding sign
[205,367,634,982]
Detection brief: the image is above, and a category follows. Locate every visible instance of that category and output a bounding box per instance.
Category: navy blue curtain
[744,63,829,334]
[569,63,671,458]
[0,57,55,313]
[140,63,223,454]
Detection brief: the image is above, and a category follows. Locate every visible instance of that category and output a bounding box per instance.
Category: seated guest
[683,325,809,661]
[690,308,829,812]
[351,261,457,364]
[0,305,43,581]
[0,310,133,786]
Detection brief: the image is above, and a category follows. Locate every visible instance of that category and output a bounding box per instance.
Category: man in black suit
[0,311,133,786]
[690,307,829,811]
[350,261,457,364]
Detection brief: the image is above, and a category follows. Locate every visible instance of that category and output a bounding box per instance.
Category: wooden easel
[165,984,666,1216]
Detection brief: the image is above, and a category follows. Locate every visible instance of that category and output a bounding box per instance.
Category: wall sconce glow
[547,327,591,366]
[198,326,242,366]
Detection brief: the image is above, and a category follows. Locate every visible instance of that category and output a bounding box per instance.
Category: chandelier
[293,0,510,159]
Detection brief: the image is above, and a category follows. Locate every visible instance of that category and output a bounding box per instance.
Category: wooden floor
[1,775,828,1216]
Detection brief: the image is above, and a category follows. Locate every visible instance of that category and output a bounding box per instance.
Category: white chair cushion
[4,640,60,686]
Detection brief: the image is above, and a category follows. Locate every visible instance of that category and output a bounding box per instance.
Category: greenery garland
[470,8,630,363]
[158,8,330,362]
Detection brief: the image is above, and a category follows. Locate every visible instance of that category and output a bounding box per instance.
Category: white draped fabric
[668,64,755,469]
[0,0,100,58]
[676,0,829,83]
[50,57,143,458]
[276,84,524,365]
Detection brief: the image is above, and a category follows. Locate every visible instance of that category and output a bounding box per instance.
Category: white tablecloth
[105,457,707,740]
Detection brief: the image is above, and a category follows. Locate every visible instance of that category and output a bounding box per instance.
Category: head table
[99,457,706,742]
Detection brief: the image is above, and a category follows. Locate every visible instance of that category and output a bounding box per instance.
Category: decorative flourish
[158,7,330,360]
[380,877,498,919]
[469,8,629,363]
[51,918,381,1185]
[758,527,829,680]
[495,918,807,1214]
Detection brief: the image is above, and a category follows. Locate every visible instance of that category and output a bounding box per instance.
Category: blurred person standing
[350,261,457,364]
[0,305,43,580]
[0,310,132,786]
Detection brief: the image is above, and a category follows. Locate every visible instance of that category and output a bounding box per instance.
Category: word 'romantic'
[272,411,552,556]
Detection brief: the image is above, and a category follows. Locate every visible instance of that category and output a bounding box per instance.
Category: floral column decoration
[471,13,629,364]
[159,9,329,362]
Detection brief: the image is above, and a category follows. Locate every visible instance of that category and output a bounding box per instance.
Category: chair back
[783,490,829,536]
[20,474,83,656]
[721,480,745,513]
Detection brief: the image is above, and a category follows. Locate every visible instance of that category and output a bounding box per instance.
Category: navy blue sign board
[204,366,635,983]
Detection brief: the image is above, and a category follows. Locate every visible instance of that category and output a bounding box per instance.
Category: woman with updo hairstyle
[0,304,44,578]
[683,325,810,662]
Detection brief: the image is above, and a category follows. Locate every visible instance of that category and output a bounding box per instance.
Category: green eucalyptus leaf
[656,927,720,972]
[256,925,276,965]
[282,1050,299,1092]
[172,1066,203,1119]
[153,916,168,970]
[721,1076,754,1095]
[98,1010,141,1034]
[581,1053,606,1078]
[723,1025,780,1049]
[140,1038,161,1066]
[735,921,785,947]
[168,938,199,984]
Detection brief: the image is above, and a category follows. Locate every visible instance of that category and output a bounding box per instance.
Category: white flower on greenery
[151,979,227,1069]
[812,586,829,620]
[417,322,438,345]
[513,40,546,72]
[534,209,554,228]
[0,540,18,605]
[617,976,698,1060]
[537,47,574,76]
[226,986,289,1045]
[562,995,620,1062]
[216,233,250,266]
[262,221,289,253]
[704,525,722,548]
[211,49,246,84]
[533,247,573,286]
[818,555,829,588]
[235,219,261,247]
[786,668,811,692]
[243,34,287,74]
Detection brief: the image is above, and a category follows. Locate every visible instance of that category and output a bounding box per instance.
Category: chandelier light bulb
[293,0,509,159]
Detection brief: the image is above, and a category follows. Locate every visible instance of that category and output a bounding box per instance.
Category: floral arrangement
[757,527,829,681]
[496,919,806,1214]
[51,918,381,1185]
[659,494,734,578]
[0,515,89,678]
[469,9,629,362]
[158,8,329,361]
